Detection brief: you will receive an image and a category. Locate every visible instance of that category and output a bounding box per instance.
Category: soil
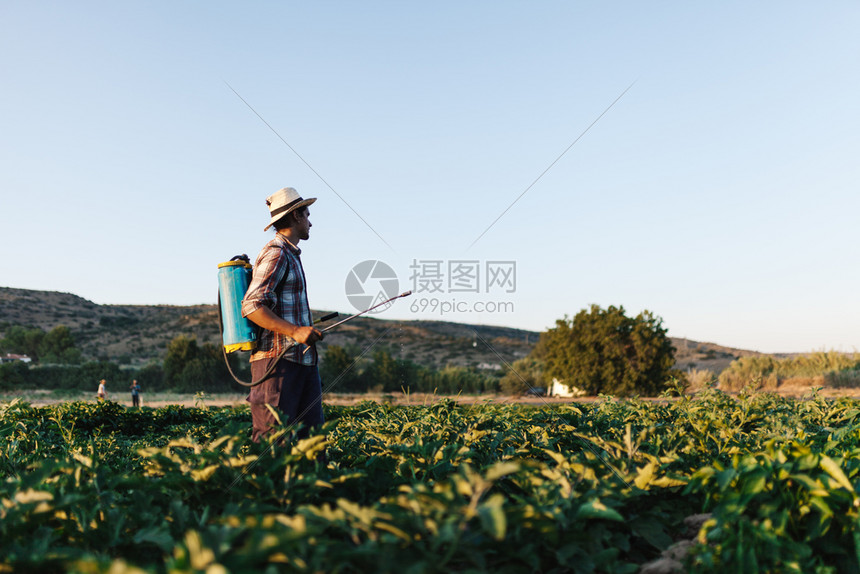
[7,384,860,409]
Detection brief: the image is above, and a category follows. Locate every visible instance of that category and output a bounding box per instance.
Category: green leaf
[478,494,507,540]
[71,452,93,468]
[190,465,219,482]
[809,496,833,520]
[634,462,656,490]
[14,489,53,504]
[716,468,736,491]
[630,517,673,550]
[652,476,688,488]
[291,435,329,460]
[820,456,854,492]
[576,498,624,522]
[133,525,174,551]
[484,461,520,482]
[740,472,767,496]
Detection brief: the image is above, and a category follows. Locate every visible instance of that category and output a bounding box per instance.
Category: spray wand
[222,291,412,387]
[301,290,412,354]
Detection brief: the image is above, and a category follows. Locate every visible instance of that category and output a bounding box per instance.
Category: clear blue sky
[2,2,858,353]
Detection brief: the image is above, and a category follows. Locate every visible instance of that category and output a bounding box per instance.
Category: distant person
[97,379,107,402]
[242,187,324,443]
[130,379,141,407]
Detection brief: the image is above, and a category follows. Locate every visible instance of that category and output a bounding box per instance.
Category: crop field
[3,390,860,573]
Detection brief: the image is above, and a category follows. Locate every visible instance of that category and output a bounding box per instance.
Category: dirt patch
[639,513,712,574]
[6,384,860,409]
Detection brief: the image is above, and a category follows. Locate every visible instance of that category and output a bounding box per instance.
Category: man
[130,379,141,408]
[241,187,324,442]
[97,379,107,402]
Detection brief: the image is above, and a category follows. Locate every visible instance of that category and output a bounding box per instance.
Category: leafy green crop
[2,390,860,572]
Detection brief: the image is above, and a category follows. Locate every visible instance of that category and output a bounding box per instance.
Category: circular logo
[345,260,400,313]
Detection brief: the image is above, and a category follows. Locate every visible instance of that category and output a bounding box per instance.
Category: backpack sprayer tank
[217,256,257,353]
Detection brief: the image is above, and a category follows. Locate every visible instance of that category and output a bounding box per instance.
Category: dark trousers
[248,359,324,443]
[132,394,140,407]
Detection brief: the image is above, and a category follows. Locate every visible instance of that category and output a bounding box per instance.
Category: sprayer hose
[217,291,294,388]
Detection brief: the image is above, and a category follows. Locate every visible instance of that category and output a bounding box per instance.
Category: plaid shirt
[241,234,317,365]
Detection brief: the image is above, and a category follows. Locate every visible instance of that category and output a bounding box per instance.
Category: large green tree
[164,335,237,392]
[536,304,678,396]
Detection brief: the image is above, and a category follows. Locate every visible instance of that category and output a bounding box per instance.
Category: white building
[0,354,32,364]
[548,378,586,398]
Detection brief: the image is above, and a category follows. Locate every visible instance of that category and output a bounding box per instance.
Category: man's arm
[245,306,323,346]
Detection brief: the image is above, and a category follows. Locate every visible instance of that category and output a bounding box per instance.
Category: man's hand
[292,325,324,346]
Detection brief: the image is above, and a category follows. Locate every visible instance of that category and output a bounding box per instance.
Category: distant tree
[180,357,210,391]
[1,326,45,361]
[536,305,679,396]
[164,336,234,392]
[499,356,547,396]
[360,348,433,393]
[320,345,363,392]
[40,325,82,364]
[424,365,495,394]
[79,361,123,390]
[164,335,197,387]
[200,342,234,390]
[361,348,401,392]
[137,362,166,392]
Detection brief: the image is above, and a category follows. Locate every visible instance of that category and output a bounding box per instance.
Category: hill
[0,286,771,373]
[0,287,535,371]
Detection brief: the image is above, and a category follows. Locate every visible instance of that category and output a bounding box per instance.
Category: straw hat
[263,187,317,231]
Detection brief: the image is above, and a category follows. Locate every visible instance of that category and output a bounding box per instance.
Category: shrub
[686,368,717,392]
[499,357,547,396]
[0,361,29,389]
[823,369,860,389]
[719,352,860,391]
[136,362,166,391]
[164,336,241,392]
[320,345,364,392]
